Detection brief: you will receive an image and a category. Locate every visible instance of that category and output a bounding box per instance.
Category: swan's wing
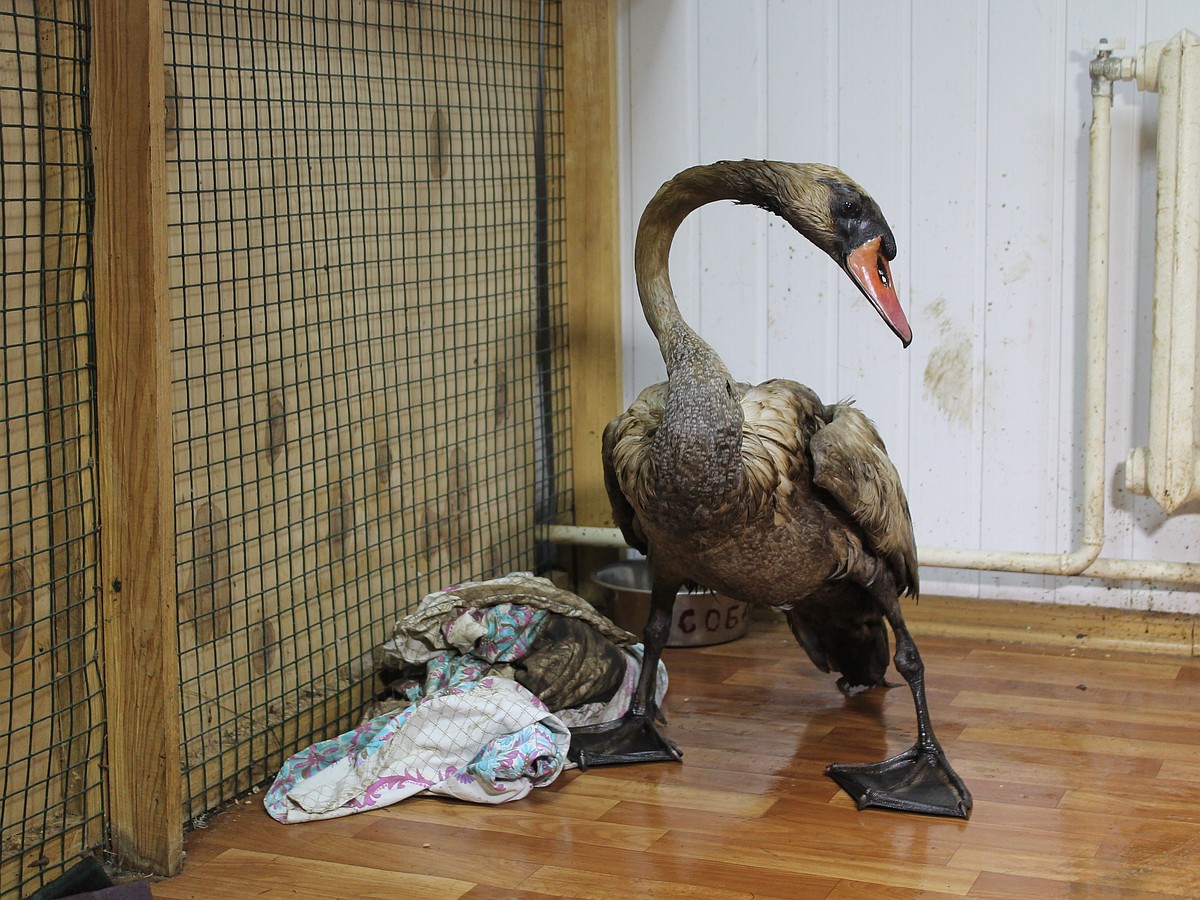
[602,417,647,554]
[809,403,919,596]
[602,382,669,555]
[738,380,825,521]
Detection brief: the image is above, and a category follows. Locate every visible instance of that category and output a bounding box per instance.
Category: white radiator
[1122,30,1200,514]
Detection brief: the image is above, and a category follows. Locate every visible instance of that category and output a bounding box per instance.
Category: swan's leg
[630,582,674,722]
[825,587,973,818]
[568,581,683,769]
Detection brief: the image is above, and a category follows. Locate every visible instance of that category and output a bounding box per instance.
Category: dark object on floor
[573,159,971,819]
[26,856,152,899]
[26,857,112,899]
[376,575,638,717]
[570,714,682,771]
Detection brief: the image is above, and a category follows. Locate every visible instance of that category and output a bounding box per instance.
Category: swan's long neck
[634,178,711,373]
[633,161,824,507]
[635,161,826,370]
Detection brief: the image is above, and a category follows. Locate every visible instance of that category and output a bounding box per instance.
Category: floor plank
[151,847,475,899]
[150,619,1200,898]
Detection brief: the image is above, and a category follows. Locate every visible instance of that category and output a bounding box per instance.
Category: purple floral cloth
[264,600,571,823]
[264,574,663,825]
[264,674,568,823]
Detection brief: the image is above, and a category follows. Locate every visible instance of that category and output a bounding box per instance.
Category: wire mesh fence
[1,3,571,889]
[1,1,106,897]
[163,0,571,821]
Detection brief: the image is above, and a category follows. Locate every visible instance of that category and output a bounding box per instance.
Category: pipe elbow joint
[1125,447,1149,496]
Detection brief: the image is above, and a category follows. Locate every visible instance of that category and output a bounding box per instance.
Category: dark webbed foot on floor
[826,740,972,818]
[568,714,682,771]
[823,578,973,818]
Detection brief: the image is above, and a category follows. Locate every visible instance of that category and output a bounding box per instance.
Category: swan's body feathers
[602,410,651,556]
[603,375,914,687]
[604,377,916,584]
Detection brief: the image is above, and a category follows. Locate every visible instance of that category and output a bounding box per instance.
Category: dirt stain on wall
[923,298,974,427]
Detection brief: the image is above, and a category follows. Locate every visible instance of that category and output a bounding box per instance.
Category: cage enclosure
[0,1,621,894]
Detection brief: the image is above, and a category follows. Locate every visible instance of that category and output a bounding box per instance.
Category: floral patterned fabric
[264,575,664,825]
[264,674,568,823]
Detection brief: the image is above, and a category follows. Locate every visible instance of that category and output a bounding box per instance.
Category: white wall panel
[763,0,838,394]
[624,0,699,394]
[907,0,985,596]
[696,1,768,380]
[1054,0,1145,608]
[616,0,1200,612]
[976,0,1065,602]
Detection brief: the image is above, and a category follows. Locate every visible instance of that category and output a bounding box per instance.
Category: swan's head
[745,161,912,347]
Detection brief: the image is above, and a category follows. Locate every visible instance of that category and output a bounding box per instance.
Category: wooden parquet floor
[151,618,1200,898]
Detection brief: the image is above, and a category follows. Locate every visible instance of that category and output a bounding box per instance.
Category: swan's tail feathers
[785,588,890,689]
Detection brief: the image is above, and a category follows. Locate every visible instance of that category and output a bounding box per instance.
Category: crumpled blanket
[383,572,639,665]
[265,573,666,824]
[264,673,566,823]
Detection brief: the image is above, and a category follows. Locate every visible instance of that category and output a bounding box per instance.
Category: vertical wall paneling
[833,1,913,479]
[907,0,984,597]
[974,0,1063,602]
[763,0,838,395]
[1054,0,1144,609]
[564,0,621,528]
[564,0,623,597]
[623,0,698,395]
[694,0,766,382]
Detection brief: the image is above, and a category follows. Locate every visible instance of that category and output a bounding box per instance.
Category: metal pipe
[541,524,631,547]
[537,524,1200,583]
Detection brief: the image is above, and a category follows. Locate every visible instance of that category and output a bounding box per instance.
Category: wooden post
[562,0,624,592]
[91,0,183,874]
[563,0,622,528]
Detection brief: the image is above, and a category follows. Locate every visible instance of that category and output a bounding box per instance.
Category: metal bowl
[592,559,752,648]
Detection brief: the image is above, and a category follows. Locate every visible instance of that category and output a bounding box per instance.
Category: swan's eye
[841,199,860,218]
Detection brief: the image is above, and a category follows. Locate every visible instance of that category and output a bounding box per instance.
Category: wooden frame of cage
[87,0,621,876]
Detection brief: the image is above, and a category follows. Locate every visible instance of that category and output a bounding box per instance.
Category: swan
[570,160,972,818]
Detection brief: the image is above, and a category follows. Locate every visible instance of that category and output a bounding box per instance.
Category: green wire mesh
[1,2,106,897]
[163,0,571,820]
[1,6,570,885]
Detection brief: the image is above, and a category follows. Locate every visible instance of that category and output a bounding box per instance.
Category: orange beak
[845,237,911,347]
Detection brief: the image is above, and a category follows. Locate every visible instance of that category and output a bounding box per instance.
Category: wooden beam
[91,0,183,874]
[563,0,622,529]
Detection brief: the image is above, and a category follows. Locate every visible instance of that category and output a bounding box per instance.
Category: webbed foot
[826,741,972,818]
[568,714,683,771]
